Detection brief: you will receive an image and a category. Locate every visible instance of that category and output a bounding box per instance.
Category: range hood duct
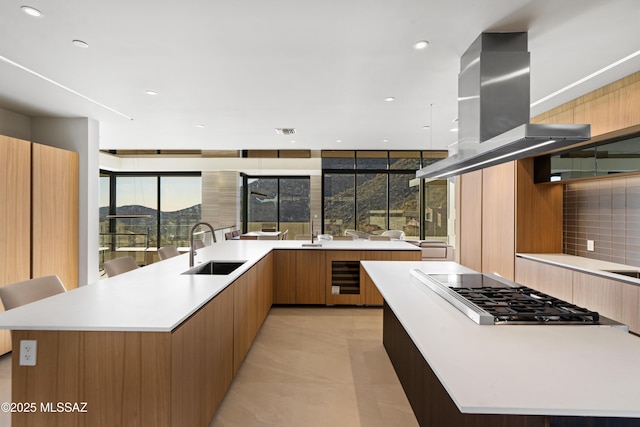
[417,32,590,179]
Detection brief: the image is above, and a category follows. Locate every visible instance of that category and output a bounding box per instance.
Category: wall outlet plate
[587,240,595,251]
[19,340,37,366]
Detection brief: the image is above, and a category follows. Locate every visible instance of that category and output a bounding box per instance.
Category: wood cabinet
[273,248,419,306]
[31,143,79,290]
[514,257,573,303]
[458,158,562,281]
[233,255,273,374]
[0,136,31,354]
[459,72,640,282]
[0,137,78,356]
[515,257,640,334]
[11,254,274,427]
[273,250,325,304]
[481,162,516,278]
[171,285,234,426]
[0,136,31,288]
[325,250,421,305]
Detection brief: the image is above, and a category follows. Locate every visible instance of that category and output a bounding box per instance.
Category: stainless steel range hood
[417,32,590,179]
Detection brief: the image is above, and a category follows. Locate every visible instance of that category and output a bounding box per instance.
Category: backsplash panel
[564,175,640,267]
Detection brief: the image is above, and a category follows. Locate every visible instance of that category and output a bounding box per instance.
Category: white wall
[31,118,100,286]
[0,107,31,140]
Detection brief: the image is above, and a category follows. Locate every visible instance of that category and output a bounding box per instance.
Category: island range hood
[416,32,590,179]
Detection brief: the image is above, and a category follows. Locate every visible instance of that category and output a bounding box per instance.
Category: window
[99,171,201,270]
[321,150,447,239]
[323,174,355,236]
[160,176,202,247]
[244,176,310,236]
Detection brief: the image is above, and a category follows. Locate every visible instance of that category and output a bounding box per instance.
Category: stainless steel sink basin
[602,270,640,279]
[182,261,246,275]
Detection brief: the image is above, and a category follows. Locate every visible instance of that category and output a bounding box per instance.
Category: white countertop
[0,240,418,332]
[361,260,640,418]
[518,253,640,285]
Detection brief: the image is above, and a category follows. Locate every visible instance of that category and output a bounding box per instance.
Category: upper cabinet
[531,71,640,137]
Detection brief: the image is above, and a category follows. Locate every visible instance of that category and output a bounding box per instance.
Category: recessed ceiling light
[336,139,342,143]
[414,40,430,50]
[21,6,42,17]
[290,140,296,144]
[145,90,158,96]
[383,139,389,143]
[423,125,430,129]
[72,40,89,48]
[195,124,205,128]
[384,97,395,102]
[449,128,459,132]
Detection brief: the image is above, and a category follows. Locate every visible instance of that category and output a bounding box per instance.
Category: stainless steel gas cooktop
[410,270,626,330]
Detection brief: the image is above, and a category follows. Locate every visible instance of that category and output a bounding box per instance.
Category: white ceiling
[1,0,639,152]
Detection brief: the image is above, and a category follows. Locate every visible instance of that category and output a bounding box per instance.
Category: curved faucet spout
[189,222,215,267]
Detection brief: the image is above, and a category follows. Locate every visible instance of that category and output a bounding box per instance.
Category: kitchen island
[362,260,640,426]
[0,239,419,426]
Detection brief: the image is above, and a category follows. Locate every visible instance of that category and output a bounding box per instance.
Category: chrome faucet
[189,222,215,267]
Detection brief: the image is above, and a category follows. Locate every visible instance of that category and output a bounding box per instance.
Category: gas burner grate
[452,286,600,324]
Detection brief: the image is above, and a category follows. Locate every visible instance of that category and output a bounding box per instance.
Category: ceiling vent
[275,128,296,135]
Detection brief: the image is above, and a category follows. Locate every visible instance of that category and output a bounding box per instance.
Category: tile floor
[209,307,418,427]
[0,307,418,427]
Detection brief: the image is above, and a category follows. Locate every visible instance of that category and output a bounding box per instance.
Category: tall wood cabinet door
[31,143,79,290]
[458,170,483,271]
[481,162,515,280]
[273,250,296,304]
[0,136,31,355]
[257,253,273,321]
[0,136,31,287]
[295,250,325,304]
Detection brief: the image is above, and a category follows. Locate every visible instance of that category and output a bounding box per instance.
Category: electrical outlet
[19,340,37,366]
[587,240,595,252]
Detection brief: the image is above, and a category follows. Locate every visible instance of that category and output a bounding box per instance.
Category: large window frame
[242,175,311,236]
[321,150,447,240]
[99,170,202,267]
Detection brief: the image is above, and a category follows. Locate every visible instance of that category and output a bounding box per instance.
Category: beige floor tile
[210,307,418,427]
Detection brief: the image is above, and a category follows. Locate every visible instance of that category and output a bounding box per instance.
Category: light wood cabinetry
[0,136,31,288]
[11,255,274,427]
[0,136,31,355]
[0,137,78,356]
[481,162,515,279]
[273,248,419,306]
[172,285,234,426]
[273,250,325,304]
[459,158,562,281]
[532,71,640,138]
[457,170,483,271]
[233,255,272,374]
[514,257,573,302]
[572,271,625,329]
[325,250,421,305]
[31,143,79,290]
[515,257,640,333]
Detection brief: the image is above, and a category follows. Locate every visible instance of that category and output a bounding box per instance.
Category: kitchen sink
[182,261,247,275]
[602,270,640,279]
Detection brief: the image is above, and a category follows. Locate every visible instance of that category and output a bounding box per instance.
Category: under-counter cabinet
[273,250,325,304]
[10,254,273,427]
[515,256,640,333]
[273,248,420,306]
